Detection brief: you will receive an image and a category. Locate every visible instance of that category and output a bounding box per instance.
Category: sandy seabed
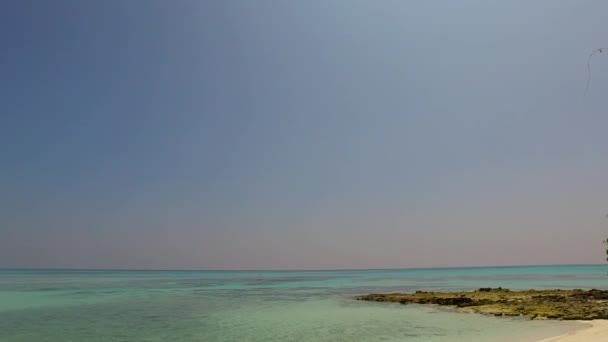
[537,320,608,342]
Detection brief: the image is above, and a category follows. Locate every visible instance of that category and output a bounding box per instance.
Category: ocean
[1,265,606,341]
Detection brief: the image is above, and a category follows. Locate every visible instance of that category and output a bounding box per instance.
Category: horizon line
[0,263,604,272]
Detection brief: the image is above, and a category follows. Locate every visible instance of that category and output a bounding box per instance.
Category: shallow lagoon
[1,266,604,341]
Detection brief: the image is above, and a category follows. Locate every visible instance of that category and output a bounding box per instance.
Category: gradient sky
[2,0,608,270]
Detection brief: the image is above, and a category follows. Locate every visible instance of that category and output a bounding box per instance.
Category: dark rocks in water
[477,287,509,292]
[571,289,608,300]
[354,288,608,320]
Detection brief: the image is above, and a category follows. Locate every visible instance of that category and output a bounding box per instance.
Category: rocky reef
[355,288,608,320]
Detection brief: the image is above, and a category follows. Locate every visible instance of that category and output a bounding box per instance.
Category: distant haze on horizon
[2,0,608,270]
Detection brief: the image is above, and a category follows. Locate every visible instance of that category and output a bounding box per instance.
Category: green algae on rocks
[355,288,608,320]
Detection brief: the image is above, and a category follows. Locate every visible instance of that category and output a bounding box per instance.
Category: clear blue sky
[2,0,608,269]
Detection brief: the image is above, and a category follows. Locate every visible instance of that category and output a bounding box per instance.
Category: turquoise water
[1,265,606,341]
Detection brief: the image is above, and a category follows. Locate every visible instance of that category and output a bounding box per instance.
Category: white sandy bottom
[536,320,608,342]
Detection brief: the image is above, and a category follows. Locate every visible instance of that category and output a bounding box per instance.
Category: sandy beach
[537,320,608,342]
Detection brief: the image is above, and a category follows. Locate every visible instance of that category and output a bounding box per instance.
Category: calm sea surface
[1,265,606,341]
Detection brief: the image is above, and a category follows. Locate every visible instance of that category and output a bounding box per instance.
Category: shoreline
[355,288,608,341]
[536,320,608,342]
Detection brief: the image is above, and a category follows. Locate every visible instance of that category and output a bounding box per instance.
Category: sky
[1,0,608,270]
